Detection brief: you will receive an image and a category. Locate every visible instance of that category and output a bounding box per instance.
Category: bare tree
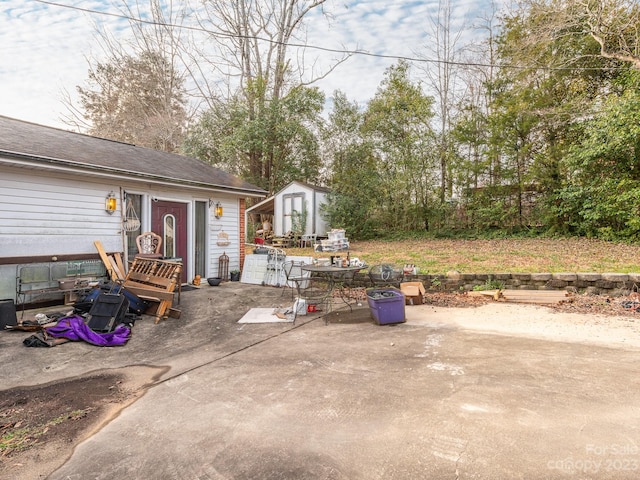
[187,1,348,189]
[507,0,640,68]
[61,0,190,152]
[458,0,502,189]
[415,0,469,203]
[190,1,343,105]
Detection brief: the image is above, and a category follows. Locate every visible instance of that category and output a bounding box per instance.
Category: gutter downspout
[311,189,316,236]
[119,187,126,265]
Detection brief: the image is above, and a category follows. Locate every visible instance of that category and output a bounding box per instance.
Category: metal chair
[332,268,358,311]
[300,234,317,248]
[368,264,404,288]
[262,247,286,287]
[294,274,333,324]
[281,260,308,299]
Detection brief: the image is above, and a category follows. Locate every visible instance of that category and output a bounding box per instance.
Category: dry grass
[285,237,640,274]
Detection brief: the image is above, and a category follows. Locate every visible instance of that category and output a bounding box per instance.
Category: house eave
[246,195,275,215]
[0,150,267,198]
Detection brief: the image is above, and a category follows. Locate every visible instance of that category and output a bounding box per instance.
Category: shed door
[152,201,188,283]
[282,193,305,235]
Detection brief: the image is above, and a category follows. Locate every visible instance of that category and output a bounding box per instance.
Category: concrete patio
[1,282,639,479]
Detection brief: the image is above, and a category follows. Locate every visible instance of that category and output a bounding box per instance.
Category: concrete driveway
[2,283,640,479]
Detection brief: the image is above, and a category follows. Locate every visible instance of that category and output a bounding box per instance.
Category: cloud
[0,0,506,129]
[305,0,495,107]
[1,1,102,127]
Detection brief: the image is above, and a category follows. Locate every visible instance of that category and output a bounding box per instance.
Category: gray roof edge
[285,180,331,193]
[245,180,331,213]
[0,150,268,197]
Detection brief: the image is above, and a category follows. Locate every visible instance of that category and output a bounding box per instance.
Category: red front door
[152,201,188,283]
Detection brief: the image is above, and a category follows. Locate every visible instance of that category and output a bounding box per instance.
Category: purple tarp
[46,315,131,346]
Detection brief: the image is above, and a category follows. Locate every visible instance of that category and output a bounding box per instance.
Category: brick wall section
[351,272,640,296]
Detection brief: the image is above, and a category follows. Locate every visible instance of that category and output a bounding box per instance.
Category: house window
[163,214,176,258]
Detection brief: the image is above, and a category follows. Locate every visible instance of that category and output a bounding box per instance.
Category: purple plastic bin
[366,289,406,325]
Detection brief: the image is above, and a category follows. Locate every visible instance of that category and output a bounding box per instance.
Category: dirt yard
[0,366,160,480]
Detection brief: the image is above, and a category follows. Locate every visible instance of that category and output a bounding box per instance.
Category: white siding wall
[1,165,244,299]
[274,183,313,236]
[207,196,241,278]
[273,183,328,237]
[274,193,283,236]
[0,167,123,256]
[314,190,328,236]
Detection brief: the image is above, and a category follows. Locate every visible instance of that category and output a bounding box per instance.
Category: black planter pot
[230,272,241,282]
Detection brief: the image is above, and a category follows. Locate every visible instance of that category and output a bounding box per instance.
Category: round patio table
[301,265,363,311]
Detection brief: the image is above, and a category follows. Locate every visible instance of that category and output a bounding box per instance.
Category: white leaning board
[240,254,312,286]
[238,308,293,323]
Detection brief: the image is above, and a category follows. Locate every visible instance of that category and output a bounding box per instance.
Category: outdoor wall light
[105,191,117,214]
[209,199,223,218]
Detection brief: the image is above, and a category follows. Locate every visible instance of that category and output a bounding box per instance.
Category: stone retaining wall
[353,272,640,296]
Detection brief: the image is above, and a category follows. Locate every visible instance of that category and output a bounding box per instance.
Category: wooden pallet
[500,289,572,304]
[94,241,182,323]
[124,258,182,323]
[468,289,572,305]
[467,289,502,300]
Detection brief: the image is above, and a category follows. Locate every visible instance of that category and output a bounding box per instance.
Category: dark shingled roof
[0,116,266,196]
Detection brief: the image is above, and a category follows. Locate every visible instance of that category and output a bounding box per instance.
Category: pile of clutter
[4,280,148,348]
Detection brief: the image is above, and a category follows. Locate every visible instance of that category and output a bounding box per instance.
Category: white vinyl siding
[314,190,328,236]
[208,197,240,278]
[0,168,122,256]
[0,164,246,299]
[272,182,328,237]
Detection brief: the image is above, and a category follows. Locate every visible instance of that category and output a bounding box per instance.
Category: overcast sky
[0,0,507,130]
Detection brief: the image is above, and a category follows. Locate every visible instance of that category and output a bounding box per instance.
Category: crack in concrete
[454,439,468,480]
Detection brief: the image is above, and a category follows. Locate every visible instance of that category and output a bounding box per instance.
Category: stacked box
[328,229,345,241]
[366,288,406,325]
[320,238,349,251]
[400,281,426,305]
[316,229,350,251]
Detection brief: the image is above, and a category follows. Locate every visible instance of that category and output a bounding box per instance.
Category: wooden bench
[124,258,182,323]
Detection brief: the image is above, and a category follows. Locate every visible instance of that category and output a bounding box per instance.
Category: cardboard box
[400,281,426,305]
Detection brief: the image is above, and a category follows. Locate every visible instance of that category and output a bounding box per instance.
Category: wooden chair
[135,231,163,259]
